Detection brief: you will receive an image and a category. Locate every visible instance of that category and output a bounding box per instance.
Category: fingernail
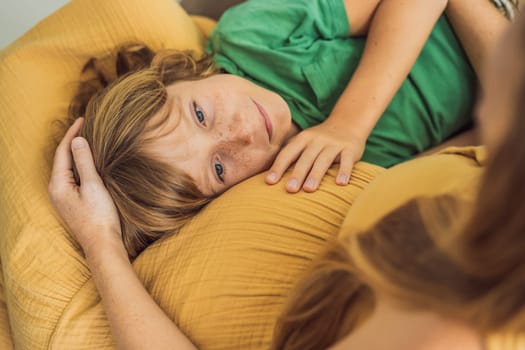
[287,178,298,190]
[337,174,348,185]
[72,137,85,150]
[266,172,277,183]
[304,178,316,190]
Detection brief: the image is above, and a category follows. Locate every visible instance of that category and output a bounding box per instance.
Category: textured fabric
[491,0,520,19]
[340,146,487,236]
[487,334,525,350]
[208,0,477,167]
[130,165,381,349]
[38,166,382,350]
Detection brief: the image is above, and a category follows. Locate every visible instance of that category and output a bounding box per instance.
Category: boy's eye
[214,161,225,182]
[193,102,206,125]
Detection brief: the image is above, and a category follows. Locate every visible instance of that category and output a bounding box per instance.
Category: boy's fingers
[336,149,355,185]
[51,118,84,182]
[266,139,305,184]
[302,148,339,192]
[286,144,324,192]
[71,137,101,186]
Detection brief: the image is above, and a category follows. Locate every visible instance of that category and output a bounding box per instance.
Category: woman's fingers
[71,137,102,187]
[49,118,84,190]
[47,121,123,256]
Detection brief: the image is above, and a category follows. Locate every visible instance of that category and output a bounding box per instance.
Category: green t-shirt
[207,0,476,167]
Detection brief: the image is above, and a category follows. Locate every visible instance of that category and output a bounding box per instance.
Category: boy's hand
[265,119,367,193]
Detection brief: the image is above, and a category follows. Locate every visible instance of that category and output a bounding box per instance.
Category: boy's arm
[266,0,448,193]
[332,0,449,145]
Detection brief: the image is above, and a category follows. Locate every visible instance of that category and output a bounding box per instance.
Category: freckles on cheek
[228,149,269,180]
[230,149,251,167]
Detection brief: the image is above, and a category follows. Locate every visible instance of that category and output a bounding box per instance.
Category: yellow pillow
[52,166,381,349]
[0,0,384,348]
[339,146,487,238]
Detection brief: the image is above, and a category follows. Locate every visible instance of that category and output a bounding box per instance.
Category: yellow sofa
[1,0,517,349]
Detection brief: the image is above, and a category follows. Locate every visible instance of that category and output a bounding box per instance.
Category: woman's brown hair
[448,11,525,332]
[67,43,220,258]
[272,197,490,350]
[273,14,525,350]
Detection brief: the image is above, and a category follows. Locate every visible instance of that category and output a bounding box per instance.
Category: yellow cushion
[0,0,384,348]
[486,334,525,350]
[339,146,487,239]
[55,166,381,349]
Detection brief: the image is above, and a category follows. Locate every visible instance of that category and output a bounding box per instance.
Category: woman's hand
[265,118,367,193]
[49,119,197,350]
[48,118,123,258]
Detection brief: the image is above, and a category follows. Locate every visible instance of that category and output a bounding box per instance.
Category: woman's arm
[330,295,483,350]
[445,0,510,88]
[48,119,196,350]
[267,0,449,193]
[85,237,196,350]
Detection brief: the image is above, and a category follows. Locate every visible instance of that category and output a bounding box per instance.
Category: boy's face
[143,74,296,195]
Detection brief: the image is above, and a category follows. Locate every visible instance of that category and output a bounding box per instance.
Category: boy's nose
[231,124,254,145]
[223,113,256,146]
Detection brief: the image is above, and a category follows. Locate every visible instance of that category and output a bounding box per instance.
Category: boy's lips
[252,99,273,142]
